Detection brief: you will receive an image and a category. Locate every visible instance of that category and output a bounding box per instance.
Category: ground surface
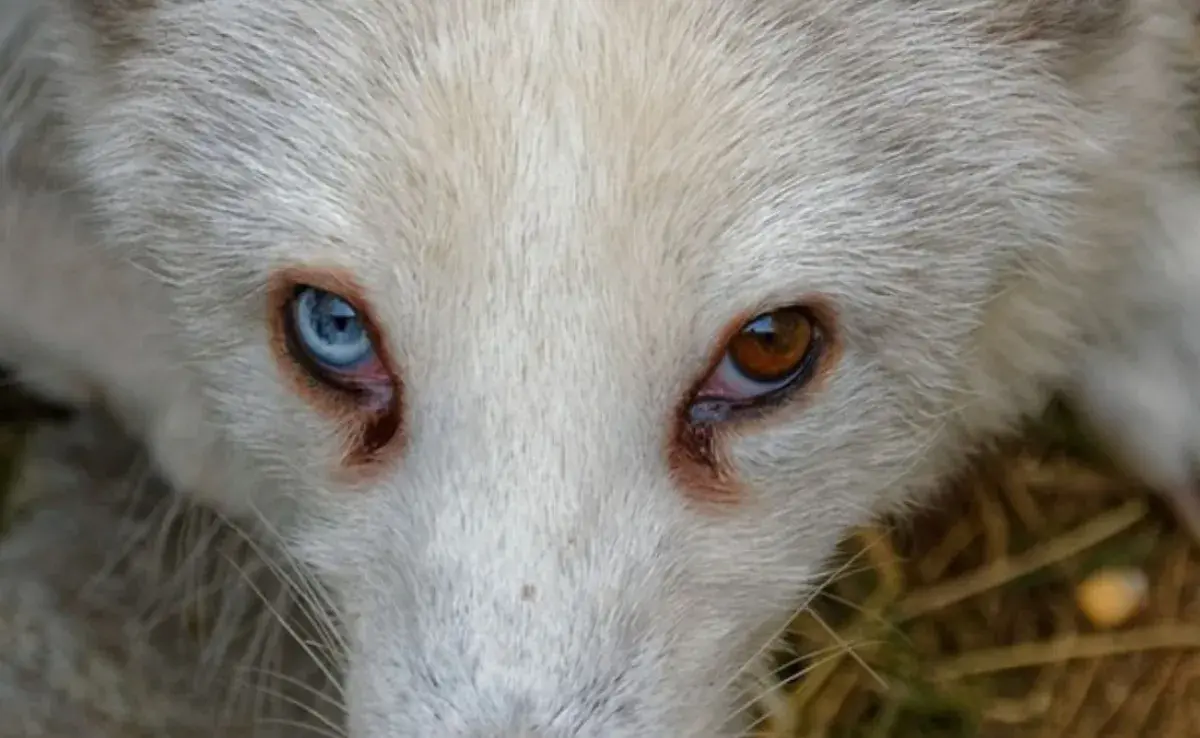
[1,394,1198,736]
[756,401,1200,738]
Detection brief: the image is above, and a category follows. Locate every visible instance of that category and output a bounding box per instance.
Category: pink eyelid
[696,367,740,400]
[340,358,393,390]
[345,368,396,414]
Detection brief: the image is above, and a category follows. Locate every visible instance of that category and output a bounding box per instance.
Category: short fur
[2,0,1200,735]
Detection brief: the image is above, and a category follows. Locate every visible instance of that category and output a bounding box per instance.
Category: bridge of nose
[396,392,675,673]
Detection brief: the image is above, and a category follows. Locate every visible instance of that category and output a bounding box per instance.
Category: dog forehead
[291,2,835,346]
[349,10,790,239]
[116,0,1055,349]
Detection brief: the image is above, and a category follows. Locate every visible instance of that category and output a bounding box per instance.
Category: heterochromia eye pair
[283,284,822,418]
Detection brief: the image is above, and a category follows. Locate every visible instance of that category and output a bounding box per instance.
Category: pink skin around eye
[329,359,396,413]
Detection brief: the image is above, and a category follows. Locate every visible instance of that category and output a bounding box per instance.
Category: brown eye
[690,307,822,423]
[726,308,814,383]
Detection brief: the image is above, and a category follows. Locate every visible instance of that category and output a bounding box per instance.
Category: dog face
[50,0,1180,734]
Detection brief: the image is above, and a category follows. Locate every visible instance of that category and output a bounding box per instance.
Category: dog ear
[71,0,157,26]
[980,0,1191,80]
[984,0,1134,44]
[752,0,1146,64]
[65,0,157,60]
[982,0,1200,132]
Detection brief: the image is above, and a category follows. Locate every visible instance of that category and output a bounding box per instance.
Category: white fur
[2,0,1199,735]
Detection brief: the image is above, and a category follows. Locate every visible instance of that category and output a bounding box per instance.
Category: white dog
[2,0,1199,735]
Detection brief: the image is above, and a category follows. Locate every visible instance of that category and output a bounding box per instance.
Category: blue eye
[290,286,376,371]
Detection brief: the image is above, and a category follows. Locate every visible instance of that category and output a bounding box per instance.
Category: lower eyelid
[340,358,390,385]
